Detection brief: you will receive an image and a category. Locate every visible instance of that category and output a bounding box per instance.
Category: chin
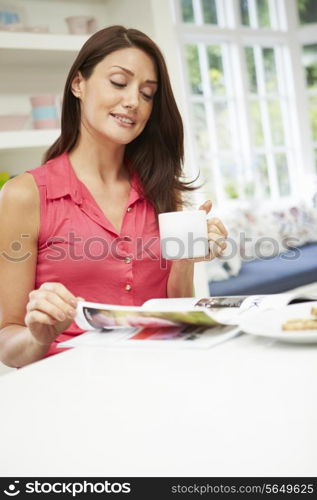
[103,130,141,145]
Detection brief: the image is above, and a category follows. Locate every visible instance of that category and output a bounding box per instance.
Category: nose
[122,85,139,109]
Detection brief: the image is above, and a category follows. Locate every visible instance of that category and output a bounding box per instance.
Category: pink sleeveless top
[27,152,171,357]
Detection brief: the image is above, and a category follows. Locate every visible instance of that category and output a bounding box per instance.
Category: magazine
[58,290,317,350]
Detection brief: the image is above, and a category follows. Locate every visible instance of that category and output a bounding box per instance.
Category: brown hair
[44,25,196,213]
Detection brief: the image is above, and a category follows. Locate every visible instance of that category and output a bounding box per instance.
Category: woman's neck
[69,134,128,185]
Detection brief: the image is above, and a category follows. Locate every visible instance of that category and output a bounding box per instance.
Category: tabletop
[0,332,316,477]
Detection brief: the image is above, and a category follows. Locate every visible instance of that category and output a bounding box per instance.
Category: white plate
[240,301,317,344]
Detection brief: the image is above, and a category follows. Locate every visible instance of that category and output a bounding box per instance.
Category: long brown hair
[44,25,196,213]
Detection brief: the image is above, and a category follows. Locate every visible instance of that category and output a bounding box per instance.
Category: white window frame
[172,0,317,209]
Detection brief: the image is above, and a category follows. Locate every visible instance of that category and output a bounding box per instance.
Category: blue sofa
[209,242,317,295]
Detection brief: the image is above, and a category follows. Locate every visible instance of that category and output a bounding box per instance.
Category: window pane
[275,154,290,196]
[257,0,270,27]
[185,45,203,94]
[255,155,271,197]
[268,100,285,145]
[309,96,317,141]
[263,48,278,93]
[297,0,317,25]
[200,163,216,201]
[202,0,218,24]
[214,102,232,150]
[181,0,195,22]
[207,45,225,95]
[192,103,210,161]
[302,44,317,91]
[240,0,250,26]
[250,101,264,146]
[244,180,256,198]
[245,47,258,93]
[221,157,239,199]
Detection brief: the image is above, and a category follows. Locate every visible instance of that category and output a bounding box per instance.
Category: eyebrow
[110,65,158,85]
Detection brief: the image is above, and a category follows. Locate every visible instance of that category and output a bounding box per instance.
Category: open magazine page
[74,300,236,332]
[142,295,281,324]
[58,324,241,350]
[143,292,317,323]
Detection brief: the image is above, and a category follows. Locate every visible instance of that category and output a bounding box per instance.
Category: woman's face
[73,47,158,145]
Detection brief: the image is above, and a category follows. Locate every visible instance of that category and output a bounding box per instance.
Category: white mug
[158,210,209,260]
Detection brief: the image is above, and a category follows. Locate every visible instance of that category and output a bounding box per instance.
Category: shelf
[0,129,60,150]
[0,32,89,66]
[0,31,89,51]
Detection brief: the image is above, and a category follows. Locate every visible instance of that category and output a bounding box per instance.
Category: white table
[0,332,316,477]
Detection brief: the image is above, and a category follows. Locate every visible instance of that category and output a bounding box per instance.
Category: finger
[207,217,228,237]
[207,224,224,236]
[28,290,77,319]
[198,200,212,214]
[39,282,78,307]
[207,245,224,259]
[27,297,74,322]
[208,232,227,250]
[25,309,57,327]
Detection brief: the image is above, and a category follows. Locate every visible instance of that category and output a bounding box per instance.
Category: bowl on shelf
[0,114,30,131]
[30,95,60,130]
[26,25,50,33]
[65,16,96,34]
[0,22,25,31]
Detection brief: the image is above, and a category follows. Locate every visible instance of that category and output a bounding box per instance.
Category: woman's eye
[110,80,154,101]
[141,92,153,101]
[110,80,126,88]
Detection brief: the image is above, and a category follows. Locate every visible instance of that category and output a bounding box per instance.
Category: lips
[110,113,136,125]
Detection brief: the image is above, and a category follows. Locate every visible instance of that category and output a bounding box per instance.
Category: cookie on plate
[282,318,317,330]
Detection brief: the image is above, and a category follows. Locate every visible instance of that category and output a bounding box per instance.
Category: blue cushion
[209,242,317,295]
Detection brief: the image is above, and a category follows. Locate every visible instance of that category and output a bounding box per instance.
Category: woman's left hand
[196,200,228,262]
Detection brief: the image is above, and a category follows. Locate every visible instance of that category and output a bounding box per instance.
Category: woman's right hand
[25,282,81,346]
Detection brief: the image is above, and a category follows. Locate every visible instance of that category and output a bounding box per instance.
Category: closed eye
[110,81,154,101]
[141,92,153,101]
[110,81,126,88]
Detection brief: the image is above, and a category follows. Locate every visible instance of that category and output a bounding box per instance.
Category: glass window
[192,103,211,161]
[303,44,317,91]
[302,43,317,170]
[268,100,285,145]
[240,0,273,28]
[255,155,271,198]
[202,0,218,24]
[257,0,270,27]
[214,102,232,150]
[275,153,291,196]
[263,48,278,93]
[179,0,316,204]
[200,163,217,201]
[181,0,194,23]
[250,101,264,146]
[240,0,250,26]
[309,95,317,141]
[245,47,258,92]
[207,45,225,95]
[220,157,240,199]
[185,44,203,94]
[297,0,317,25]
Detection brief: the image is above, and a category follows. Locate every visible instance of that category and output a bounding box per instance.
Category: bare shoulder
[0,173,39,211]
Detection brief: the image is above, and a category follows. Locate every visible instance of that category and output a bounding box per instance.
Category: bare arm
[167,260,195,298]
[0,174,77,367]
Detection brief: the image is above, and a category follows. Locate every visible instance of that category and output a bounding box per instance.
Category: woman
[0,26,227,367]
